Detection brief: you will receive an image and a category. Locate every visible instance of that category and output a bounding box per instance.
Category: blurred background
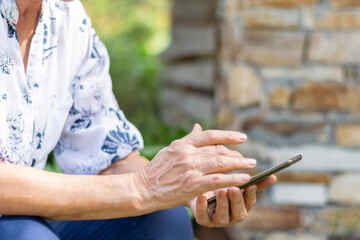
[80,0,360,239]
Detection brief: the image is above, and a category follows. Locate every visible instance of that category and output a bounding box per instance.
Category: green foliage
[44,152,62,173]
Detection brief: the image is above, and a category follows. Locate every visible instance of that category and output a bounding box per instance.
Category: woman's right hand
[134,123,257,212]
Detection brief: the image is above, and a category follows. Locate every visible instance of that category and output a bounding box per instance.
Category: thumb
[191,123,202,134]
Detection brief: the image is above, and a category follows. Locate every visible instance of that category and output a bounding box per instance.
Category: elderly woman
[0,0,276,239]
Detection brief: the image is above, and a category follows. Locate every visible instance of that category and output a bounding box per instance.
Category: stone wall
[162,0,360,239]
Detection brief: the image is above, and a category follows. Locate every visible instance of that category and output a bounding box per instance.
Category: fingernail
[247,158,257,167]
[238,133,247,141]
[242,174,250,181]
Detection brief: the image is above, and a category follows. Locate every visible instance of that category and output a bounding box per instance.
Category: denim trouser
[0,206,194,240]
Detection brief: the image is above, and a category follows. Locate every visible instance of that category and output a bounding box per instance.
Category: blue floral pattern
[0,0,143,174]
[0,50,14,75]
[102,127,140,155]
[0,0,18,39]
[2,15,17,39]
[0,146,13,164]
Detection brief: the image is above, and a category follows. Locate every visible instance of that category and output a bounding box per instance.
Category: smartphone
[206,154,302,205]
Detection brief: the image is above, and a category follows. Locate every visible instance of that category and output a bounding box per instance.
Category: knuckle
[215,145,228,155]
[195,217,207,226]
[232,149,243,158]
[202,131,216,142]
[217,218,229,226]
[177,150,187,159]
[164,146,175,156]
[240,212,248,221]
[186,160,197,171]
[170,139,182,149]
[169,141,195,158]
[230,175,238,186]
[191,177,202,186]
[195,218,203,225]
[247,199,256,211]
[236,212,248,222]
[215,157,226,168]
[211,175,221,184]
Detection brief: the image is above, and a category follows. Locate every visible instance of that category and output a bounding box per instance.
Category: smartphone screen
[206,154,302,205]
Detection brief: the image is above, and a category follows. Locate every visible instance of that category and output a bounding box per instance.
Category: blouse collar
[0,0,19,26]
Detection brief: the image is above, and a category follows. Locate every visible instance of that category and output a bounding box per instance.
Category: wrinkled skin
[136,124,276,227]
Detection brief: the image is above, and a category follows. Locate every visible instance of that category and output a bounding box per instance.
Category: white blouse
[0,0,144,174]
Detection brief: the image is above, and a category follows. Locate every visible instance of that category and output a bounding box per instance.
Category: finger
[256,175,277,191]
[188,128,247,147]
[194,194,211,226]
[198,173,250,193]
[200,145,244,158]
[198,156,256,174]
[228,187,248,223]
[244,184,257,212]
[212,189,230,225]
[203,190,216,199]
[191,123,203,135]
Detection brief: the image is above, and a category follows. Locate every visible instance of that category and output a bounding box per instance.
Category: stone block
[303,9,360,30]
[160,87,214,130]
[241,112,327,146]
[236,141,360,172]
[268,87,292,108]
[271,183,328,206]
[331,0,360,9]
[245,126,327,146]
[261,66,343,82]
[325,112,360,124]
[162,26,216,60]
[163,60,214,91]
[241,9,300,29]
[292,81,360,111]
[309,207,360,233]
[247,117,325,136]
[173,0,217,25]
[221,0,241,20]
[246,169,331,183]
[329,173,360,205]
[308,32,360,64]
[238,205,302,230]
[275,172,331,184]
[239,31,305,66]
[227,65,261,107]
[343,66,360,85]
[261,111,326,125]
[216,105,236,128]
[239,0,318,9]
[218,22,238,61]
[335,124,360,147]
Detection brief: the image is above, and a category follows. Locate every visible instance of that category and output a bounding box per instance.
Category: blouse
[0,0,144,174]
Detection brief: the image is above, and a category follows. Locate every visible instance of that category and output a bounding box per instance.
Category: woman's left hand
[188,175,277,228]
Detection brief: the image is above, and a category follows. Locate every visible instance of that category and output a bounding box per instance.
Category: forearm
[0,163,150,221]
[99,151,149,175]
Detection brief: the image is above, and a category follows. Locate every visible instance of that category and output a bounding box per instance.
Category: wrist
[131,169,157,214]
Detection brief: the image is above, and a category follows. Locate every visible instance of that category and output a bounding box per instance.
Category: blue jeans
[0,206,194,240]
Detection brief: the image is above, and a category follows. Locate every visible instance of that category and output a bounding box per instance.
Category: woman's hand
[134,124,258,213]
[189,175,277,227]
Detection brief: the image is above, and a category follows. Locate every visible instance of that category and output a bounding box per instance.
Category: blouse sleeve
[53,19,144,175]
